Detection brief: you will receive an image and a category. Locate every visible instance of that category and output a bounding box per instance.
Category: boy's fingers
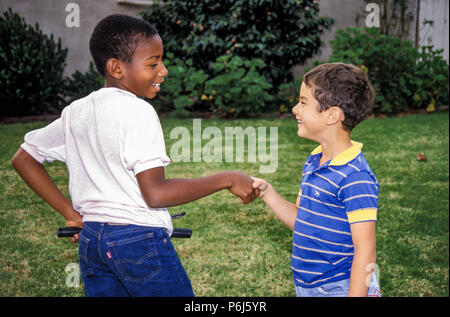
[72,233,80,243]
[250,177,268,191]
[257,182,268,191]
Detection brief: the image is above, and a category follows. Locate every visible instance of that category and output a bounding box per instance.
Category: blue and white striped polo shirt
[292,141,379,288]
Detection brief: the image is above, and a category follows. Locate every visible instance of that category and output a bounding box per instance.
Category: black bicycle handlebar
[57,211,192,238]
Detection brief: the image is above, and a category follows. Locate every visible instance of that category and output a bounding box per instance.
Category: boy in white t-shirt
[11,14,258,297]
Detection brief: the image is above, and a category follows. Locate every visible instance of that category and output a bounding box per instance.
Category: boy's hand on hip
[227,172,259,204]
[65,212,83,243]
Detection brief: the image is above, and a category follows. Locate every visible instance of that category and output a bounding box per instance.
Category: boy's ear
[105,58,124,80]
[325,106,344,126]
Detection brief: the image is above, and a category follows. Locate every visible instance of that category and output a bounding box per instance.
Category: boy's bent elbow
[11,150,20,168]
[136,167,169,209]
[143,195,165,209]
[11,148,29,170]
[140,188,167,209]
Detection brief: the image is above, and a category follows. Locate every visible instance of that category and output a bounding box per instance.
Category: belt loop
[98,223,105,240]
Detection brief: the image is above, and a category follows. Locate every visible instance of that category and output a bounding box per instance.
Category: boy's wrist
[222,171,244,189]
[222,171,234,189]
[260,182,275,200]
[63,207,81,222]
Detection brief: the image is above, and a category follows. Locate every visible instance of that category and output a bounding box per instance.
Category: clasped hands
[226,171,268,204]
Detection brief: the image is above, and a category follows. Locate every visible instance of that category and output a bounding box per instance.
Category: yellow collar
[311,141,363,166]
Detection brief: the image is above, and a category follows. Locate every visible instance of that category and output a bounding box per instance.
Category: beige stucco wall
[0,0,153,75]
[1,0,448,77]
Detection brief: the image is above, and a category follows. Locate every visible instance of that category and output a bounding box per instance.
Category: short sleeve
[20,111,66,164]
[339,171,379,224]
[123,105,171,175]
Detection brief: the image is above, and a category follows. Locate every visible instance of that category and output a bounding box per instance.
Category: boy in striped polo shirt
[252,62,381,297]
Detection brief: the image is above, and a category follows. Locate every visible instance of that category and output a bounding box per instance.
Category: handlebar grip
[171,228,192,238]
[57,227,82,237]
[171,211,186,219]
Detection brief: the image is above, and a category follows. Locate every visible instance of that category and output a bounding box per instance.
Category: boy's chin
[139,91,157,99]
[297,129,315,142]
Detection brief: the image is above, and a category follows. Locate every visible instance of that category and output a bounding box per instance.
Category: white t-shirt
[21,87,173,234]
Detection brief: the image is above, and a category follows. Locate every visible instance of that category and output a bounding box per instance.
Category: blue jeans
[78,222,194,297]
[295,273,381,297]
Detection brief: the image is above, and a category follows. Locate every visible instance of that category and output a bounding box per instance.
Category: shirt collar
[310,141,363,166]
[99,87,137,98]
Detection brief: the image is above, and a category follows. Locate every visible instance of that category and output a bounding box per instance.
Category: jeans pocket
[78,234,90,265]
[106,232,161,282]
[317,279,349,297]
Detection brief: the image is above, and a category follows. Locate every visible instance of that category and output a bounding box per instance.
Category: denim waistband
[81,222,168,240]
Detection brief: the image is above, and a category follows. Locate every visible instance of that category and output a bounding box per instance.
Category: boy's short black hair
[89,14,158,77]
[303,62,375,131]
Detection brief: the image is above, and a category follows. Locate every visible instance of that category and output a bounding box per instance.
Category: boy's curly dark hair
[89,14,158,77]
[303,62,375,131]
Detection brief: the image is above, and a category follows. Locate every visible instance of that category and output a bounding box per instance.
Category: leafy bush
[64,62,104,104]
[141,0,333,90]
[0,8,67,117]
[155,52,209,117]
[412,46,449,112]
[156,53,272,117]
[205,55,272,117]
[328,27,449,113]
[277,76,303,113]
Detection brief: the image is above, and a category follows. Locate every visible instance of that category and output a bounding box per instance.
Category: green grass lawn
[0,112,448,297]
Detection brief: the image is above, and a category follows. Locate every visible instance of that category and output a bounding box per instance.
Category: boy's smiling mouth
[152,82,161,92]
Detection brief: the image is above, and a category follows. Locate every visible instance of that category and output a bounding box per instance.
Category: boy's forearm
[11,148,79,221]
[348,221,377,297]
[348,247,376,297]
[348,251,376,297]
[261,185,297,230]
[140,172,233,208]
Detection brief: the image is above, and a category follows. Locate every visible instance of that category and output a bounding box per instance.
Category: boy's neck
[317,130,353,166]
[105,79,126,92]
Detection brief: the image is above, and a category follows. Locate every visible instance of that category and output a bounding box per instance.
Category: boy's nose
[159,63,168,77]
[292,104,299,116]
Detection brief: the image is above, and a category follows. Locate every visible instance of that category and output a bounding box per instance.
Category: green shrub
[412,46,449,111]
[64,62,104,104]
[156,53,272,118]
[205,55,272,117]
[277,76,303,113]
[155,52,209,118]
[0,8,67,117]
[328,27,449,113]
[141,0,333,90]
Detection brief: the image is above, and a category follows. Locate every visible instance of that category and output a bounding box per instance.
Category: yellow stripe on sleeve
[296,189,302,208]
[346,208,377,223]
